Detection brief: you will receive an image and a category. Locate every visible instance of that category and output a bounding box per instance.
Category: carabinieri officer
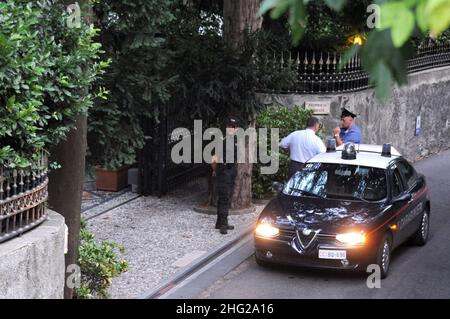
[211,117,240,235]
[333,108,363,146]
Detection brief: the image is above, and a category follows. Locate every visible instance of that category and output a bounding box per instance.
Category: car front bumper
[254,235,376,270]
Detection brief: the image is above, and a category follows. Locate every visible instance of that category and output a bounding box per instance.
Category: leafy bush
[87,2,300,169]
[87,0,176,169]
[75,219,128,299]
[252,105,313,199]
[0,0,107,168]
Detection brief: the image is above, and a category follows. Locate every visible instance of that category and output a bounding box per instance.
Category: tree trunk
[223,0,261,209]
[47,0,93,299]
[231,113,256,209]
[48,114,87,299]
[223,0,262,48]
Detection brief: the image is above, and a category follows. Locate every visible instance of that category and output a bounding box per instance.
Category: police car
[254,142,430,278]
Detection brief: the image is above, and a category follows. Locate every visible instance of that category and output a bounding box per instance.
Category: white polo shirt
[279,128,326,163]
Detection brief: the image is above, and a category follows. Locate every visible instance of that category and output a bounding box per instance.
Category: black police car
[254,143,430,278]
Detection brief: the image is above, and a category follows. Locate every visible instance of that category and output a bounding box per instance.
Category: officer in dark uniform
[211,117,240,235]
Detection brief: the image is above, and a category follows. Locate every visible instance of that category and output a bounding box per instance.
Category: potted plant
[95,165,130,192]
[87,104,143,192]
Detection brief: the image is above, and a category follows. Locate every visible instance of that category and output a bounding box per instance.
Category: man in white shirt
[280,116,326,179]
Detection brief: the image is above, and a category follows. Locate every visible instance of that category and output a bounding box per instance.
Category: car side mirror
[392,192,412,204]
[417,175,425,188]
[272,181,284,193]
[410,175,425,192]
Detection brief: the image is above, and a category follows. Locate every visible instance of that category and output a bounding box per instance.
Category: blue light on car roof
[341,142,357,160]
[326,138,336,153]
[381,143,391,157]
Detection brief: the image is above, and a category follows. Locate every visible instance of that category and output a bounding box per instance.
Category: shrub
[87,0,176,170]
[0,0,107,168]
[75,219,128,299]
[252,105,313,199]
[86,3,300,169]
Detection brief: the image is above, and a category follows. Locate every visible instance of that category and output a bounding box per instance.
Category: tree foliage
[259,0,450,100]
[253,105,312,198]
[0,0,107,168]
[87,0,176,169]
[88,1,297,169]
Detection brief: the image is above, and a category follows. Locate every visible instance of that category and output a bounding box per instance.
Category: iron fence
[0,156,48,243]
[258,40,450,94]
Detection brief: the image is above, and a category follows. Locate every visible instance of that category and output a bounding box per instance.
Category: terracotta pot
[95,166,129,192]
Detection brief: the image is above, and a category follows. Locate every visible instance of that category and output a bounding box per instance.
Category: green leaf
[380,2,415,47]
[258,0,279,16]
[379,2,405,29]
[270,0,291,19]
[391,8,415,47]
[324,0,347,11]
[289,0,307,46]
[416,0,429,32]
[7,95,16,107]
[371,61,393,101]
[426,0,450,36]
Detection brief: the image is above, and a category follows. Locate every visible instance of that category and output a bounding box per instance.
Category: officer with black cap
[333,108,363,146]
[211,117,240,234]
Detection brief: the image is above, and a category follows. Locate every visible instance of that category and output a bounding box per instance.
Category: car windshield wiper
[327,193,370,202]
[288,188,324,198]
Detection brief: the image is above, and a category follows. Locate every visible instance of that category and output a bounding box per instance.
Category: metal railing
[257,40,450,94]
[0,156,48,243]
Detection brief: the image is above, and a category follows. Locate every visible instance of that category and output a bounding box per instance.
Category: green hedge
[0,0,106,168]
[86,2,301,170]
[252,105,313,199]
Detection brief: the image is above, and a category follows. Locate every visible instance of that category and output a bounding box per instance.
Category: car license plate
[318,249,346,260]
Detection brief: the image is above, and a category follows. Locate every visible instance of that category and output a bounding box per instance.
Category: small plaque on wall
[305,101,331,115]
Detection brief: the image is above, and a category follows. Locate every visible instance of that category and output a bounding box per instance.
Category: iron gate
[138,103,211,196]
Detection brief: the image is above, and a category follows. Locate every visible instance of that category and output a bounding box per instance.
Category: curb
[84,194,141,221]
[139,223,255,299]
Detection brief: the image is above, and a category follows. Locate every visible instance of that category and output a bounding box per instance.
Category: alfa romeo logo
[290,228,321,254]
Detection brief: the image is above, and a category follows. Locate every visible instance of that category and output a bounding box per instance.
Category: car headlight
[255,219,279,238]
[336,232,366,245]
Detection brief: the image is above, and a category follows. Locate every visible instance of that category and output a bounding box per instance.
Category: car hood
[265,194,386,233]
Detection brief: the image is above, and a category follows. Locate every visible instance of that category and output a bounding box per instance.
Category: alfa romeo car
[254,143,430,278]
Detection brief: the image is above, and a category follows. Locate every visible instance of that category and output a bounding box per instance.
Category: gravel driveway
[85,179,262,299]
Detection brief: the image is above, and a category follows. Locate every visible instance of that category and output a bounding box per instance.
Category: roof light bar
[326,138,336,153]
[341,142,357,160]
[381,143,391,157]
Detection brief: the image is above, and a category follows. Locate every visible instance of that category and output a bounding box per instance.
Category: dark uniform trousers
[216,163,237,221]
[287,160,304,180]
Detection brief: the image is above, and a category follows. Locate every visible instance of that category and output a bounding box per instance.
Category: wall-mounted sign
[305,101,331,115]
[415,116,421,136]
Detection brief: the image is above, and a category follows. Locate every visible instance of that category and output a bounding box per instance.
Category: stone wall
[257,65,450,161]
[0,210,66,299]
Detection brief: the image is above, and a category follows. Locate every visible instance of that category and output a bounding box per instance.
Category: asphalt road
[197,149,450,299]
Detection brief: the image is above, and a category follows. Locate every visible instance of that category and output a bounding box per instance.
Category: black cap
[225,117,240,127]
[341,108,357,119]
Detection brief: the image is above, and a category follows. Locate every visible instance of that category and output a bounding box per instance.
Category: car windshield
[283,163,387,201]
